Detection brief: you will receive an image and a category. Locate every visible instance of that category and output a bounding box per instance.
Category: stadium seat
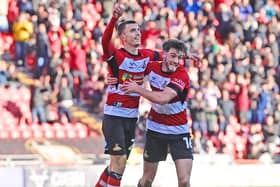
[75,122,89,138]
[77,128,88,138]
[0,130,10,139]
[33,129,44,138]
[21,128,32,139]
[66,128,77,139]
[19,87,31,103]
[41,123,51,130]
[55,128,66,138]
[10,129,21,139]
[44,128,55,139]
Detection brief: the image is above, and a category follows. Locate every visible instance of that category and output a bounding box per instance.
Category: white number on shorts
[183,137,192,149]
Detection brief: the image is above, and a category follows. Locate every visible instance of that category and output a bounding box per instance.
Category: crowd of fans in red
[0,0,280,162]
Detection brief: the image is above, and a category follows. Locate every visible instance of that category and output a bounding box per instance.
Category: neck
[123,44,139,55]
[161,63,169,73]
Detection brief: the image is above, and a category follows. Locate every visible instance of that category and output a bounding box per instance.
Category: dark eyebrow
[169,52,177,56]
[130,26,140,31]
[169,52,184,59]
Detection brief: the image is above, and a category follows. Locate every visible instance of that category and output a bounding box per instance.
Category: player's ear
[162,51,167,59]
[119,32,125,41]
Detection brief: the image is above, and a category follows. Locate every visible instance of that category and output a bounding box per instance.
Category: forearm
[136,87,170,105]
[101,17,118,58]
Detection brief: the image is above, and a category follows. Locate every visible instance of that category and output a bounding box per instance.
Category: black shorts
[143,130,193,162]
[102,114,137,156]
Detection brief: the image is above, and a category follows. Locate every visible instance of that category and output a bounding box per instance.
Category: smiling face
[120,23,141,48]
[162,48,184,73]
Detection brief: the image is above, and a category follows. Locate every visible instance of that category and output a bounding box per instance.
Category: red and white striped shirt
[145,61,190,135]
[102,17,161,118]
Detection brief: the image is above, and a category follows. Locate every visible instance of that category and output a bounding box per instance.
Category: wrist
[136,86,144,94]
[112,16,119,20]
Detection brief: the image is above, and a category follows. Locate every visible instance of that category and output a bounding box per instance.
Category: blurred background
[0,0,280,186]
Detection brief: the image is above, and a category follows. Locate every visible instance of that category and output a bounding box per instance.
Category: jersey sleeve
[101,17,118,59]
[152,50,162,61]
[145,61,157,75]
[141,49,163,61]
[167,68,190,103]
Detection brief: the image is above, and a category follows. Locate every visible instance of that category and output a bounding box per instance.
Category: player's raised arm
[101,3,124,58]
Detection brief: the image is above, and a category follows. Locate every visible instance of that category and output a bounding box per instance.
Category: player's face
[120,23,141,47]
[163,48,184,73]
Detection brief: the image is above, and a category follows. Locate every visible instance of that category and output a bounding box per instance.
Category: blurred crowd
[0,0,280,162]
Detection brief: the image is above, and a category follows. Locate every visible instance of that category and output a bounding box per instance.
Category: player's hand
[107,75,118,85]
[121,80,138,94]
[187,54,201,68]
[113,3,124,19]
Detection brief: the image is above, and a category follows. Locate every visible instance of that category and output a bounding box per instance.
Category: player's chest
[118,57,149,73]
[148,71,171,90]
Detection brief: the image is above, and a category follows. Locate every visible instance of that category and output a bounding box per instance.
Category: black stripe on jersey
[167,83,188,104]
[107,56,119,78]
[153,51,160,61]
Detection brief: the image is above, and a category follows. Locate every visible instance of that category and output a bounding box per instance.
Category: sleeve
[101,17,118,59]
[167,71,190,103]
[141,49,162,62]
[144,61,155,75]
[152,50,162,61]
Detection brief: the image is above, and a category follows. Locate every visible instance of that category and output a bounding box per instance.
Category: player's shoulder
[139,48,157,56]
[112,48,127,57]
[176,65,188,74]
[139,48,155,53]
[146,61,160,72]
[147,61,161,69]
[149,61,160,66]
[174,66,190,80]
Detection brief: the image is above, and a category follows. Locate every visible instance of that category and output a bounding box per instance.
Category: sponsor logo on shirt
[121,73,133,81]
[171,78,185,90]
[149,71,170,89]
[119,57,149,73]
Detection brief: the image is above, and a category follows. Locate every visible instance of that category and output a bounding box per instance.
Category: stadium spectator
[12,12,33,66]
[0,60,8,86]
[30,78,48,123]
[68,39,88,102]
[189,89,207,136]
[218,89,236,132]
[57,75,73,123]
[35,23,51,78]
[0,0,9,33]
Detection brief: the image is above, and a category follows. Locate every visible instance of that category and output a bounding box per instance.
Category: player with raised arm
[95,3,162,187]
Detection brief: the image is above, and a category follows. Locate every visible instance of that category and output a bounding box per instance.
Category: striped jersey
[102,17,161,118]
[145,61,190,135]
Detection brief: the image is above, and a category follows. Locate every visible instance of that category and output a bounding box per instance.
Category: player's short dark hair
[162,39,187,54]
[116,20,137,35]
